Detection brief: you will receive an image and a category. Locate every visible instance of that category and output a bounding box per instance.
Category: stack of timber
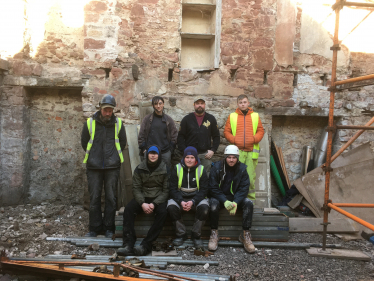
[115,208,289,241]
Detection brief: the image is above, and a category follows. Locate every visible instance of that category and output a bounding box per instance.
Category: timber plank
[306,247,370,261]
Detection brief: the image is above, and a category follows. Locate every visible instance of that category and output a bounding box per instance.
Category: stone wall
[2,0,374,206]
[0,86,30,206]
[28,89,85,204]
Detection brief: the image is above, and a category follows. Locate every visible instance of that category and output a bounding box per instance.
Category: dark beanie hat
[183,146,198,160]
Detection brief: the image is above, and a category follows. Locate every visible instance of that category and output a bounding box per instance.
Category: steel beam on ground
[0,259,155,281]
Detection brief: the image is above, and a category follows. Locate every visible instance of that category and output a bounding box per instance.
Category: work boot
[173,235,186,246]
[134,244,150,256]
[192,237,204,249]
[191,219,205,248]
[239,230,255,254]
[191,230,204,249]
[85,231,97,237]
[105,230,114,239]
[208,229,219,251]
[117,245,134,256]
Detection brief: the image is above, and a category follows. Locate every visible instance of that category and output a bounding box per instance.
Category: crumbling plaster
[1,0,374,205]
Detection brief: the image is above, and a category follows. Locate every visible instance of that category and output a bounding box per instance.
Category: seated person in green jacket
[167,146,209,248]
[118,146,169,256]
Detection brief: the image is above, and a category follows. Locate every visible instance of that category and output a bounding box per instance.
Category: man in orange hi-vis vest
[223,95,265,201]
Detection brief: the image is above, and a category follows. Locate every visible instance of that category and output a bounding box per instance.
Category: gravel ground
[1,204,374,281]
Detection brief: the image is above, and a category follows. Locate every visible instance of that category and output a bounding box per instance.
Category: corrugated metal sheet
[116,208,289,241]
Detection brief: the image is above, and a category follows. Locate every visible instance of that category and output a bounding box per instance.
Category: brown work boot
[208,229,219,251]
[239,230,255,254]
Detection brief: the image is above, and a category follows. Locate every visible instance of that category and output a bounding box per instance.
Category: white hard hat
[224,145,239,156]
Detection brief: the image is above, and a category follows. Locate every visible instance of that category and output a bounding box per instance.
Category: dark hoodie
[81,111,127,169]
[146,145,163,173]
[169,156,209,206]
[220,161,239,198]
[208,159,250,205]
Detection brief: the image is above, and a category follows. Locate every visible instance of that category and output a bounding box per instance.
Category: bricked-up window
[180,0,222,70]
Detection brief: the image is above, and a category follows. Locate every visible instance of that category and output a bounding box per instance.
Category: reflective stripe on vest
[83,117,124,164]
[248,189,256,200]
[176,163,204,190]
[229,112,260,159]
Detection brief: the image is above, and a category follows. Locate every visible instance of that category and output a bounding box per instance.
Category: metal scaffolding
[322,0,374,250]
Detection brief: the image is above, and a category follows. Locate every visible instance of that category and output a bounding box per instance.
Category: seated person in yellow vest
[223,94,265,201]
[118,146,169,256]
[167,146,209,248]
[81,94,127,238]
[208,145,255,254]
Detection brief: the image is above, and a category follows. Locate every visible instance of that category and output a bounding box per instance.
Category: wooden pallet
[116,208,289,241]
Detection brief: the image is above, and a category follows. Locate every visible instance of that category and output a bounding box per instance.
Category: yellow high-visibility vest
[229,112,260,159]
[83,117,124,164]
[176,163,204,190]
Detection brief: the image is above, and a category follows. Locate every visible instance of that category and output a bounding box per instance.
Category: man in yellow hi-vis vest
[81,94,127,238]
[223,95,265,201]
[167,146,209,248]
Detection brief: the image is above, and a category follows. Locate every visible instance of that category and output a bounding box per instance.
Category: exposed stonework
[28,89,86,204]
[1,0,374,206]
[0,86,30,206]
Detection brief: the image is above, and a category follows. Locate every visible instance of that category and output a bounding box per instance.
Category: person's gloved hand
[224,200,234,211]
[229,202,237,216]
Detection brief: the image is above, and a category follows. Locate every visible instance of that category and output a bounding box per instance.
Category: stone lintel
[3,75,85,88]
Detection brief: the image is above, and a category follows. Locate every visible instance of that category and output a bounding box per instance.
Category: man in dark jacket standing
[177,97,220,174]
[138,96,178,169]
[118,145,169,256]
[208,145,255,254]
[167,146,209,248]
[81,94,127,238]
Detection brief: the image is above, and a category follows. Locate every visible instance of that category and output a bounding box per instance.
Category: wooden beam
[306,247,370,261]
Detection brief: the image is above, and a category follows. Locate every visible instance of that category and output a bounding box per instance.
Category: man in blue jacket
[208,145,255,253]
[167,146,209,248]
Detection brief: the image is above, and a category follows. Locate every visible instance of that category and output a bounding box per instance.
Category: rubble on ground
[1,204,374,280]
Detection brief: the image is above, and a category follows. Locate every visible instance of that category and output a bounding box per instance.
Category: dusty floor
[1,204,374,281]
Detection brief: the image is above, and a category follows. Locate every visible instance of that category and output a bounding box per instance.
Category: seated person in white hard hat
[167,146,209,248]
[207,145,255,253]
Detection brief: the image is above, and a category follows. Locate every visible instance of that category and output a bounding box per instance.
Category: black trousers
[123,198,168,251]
[167,203,209,239]
[86,168,120,233]
[209,197,254,230]
[167,204,209,222]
